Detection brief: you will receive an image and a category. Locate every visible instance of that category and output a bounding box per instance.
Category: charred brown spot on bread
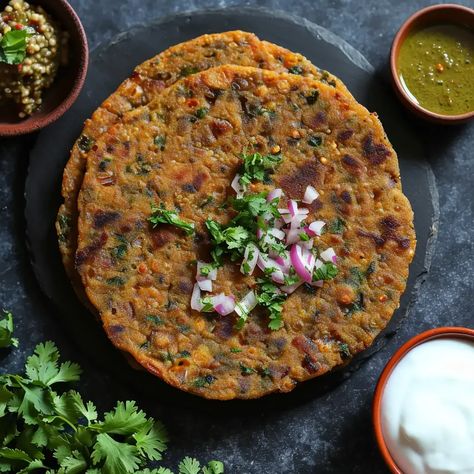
[279,160,324,198]
[214,314,236,340]
[150,226,176,249]
[210,118,233,137]
[93,210,120,229]
[362,134,391,165]
[192,172,207,191]
[75,232,108,267]
[337,129,354,142]
[305,110,327,131]
[342,154,363,174]
[302,354,321,374]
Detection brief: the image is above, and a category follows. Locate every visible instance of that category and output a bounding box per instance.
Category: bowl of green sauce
[391,4,474,124]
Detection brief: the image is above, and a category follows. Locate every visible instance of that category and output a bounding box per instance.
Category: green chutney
[398,24,474,115]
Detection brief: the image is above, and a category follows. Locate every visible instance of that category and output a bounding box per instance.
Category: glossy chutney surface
[398,24,474,115]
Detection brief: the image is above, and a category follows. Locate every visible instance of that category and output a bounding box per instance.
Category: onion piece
[241,242,259,275]
[301,238,314,250]
[235,290,258,318]
[302,185,319,204]
[231,174,245,198]
[320,247,337,263]
[191,283,203,311]
[197,279,212,292]
[311,280,323,287]
[307,221,325,237]
[285,227,301,245]
[270,268,285,284]
[212,294,235,316]
[267,188,283,202]
[274,252,291,272]
[288,200,298,217]
[290,244,313,282]
[268,228,285,240]
[256,228,264,240]
[274,218,284,229]
[196,261,217,281]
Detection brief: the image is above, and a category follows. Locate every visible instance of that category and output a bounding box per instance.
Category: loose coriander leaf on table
[203,460,225,474]
[0,310,18,348]
[178,456,202,474]
[149,205,195,235]
[0,30,29,65]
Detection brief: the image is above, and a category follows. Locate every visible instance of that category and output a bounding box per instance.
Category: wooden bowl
[0,0,88,136]
[373,327,474,473]
[390,4,474,124]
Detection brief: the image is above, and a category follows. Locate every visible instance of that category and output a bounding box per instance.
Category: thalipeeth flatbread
[56,31,346,303]
[75,65,415,399]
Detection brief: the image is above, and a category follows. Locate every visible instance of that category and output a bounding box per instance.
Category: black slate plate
[25,8,438,411]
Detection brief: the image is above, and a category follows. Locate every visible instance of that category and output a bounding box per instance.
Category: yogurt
[381,337,474,474]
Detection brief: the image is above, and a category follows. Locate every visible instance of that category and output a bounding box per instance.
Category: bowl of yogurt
[373,327,474,474]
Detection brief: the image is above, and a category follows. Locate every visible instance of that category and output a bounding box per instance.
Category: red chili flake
[15,23,23,30]
[186,98,198,107]
[17,64,23,72]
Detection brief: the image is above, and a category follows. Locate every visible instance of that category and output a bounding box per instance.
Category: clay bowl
[373,326,474,473]
[0,0,88,136]
[390,4,474,124]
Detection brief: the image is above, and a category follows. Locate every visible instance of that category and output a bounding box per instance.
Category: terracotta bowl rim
[0,0,89,136]
[390,3,474,123]
[372,326,474,474]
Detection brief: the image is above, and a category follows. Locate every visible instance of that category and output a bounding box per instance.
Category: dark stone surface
[0,1,472,473]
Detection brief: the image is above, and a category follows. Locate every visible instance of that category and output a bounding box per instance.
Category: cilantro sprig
[0,321,224,474]
[149,204,195,235]
[238,152,282,190]
[256,278,287,330]
[0,310,18,348]
[313,262,339,281]
[0,29,29,65]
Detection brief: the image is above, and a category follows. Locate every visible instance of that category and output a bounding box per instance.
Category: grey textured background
[1,0,473,472]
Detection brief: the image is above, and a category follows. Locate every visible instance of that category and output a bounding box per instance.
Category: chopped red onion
[197,279,213,292]
[267,188,283,202]
[288,199,298,217]
[285,227,301,245]
[302,185,319,204]
[301,238,314,250]
[256,228,264,240]
[268,228,285,240]
[191,283,203,311]
[241,242,259,275]
[274,218,284,229]
[274,252,291,272]
[212,294,235,316]
[320,247,337,263]
[196,261,217,281]
[235,290,257,317]
[231,174,244,198]
[290,244,313,282]
[307,221,325,236]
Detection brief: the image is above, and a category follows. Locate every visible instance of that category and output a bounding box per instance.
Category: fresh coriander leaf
[149,205,195,235]
[91,401,147,436]
[133,419,168,462]
[0,30,29,65]
[238,152,282,190]
[203,461,225,474]
[299,232,310,242]
[288,65,303,75]
[195,107,208,119]
[91,433,141,474]
[178,456,201,474]
[230,348,242,353]
[239,364,255,376]
[0,310,18,348]
[25,341,81,387]
[70,391,98,425]
[328,217,345,234]
[313,262,339,281]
